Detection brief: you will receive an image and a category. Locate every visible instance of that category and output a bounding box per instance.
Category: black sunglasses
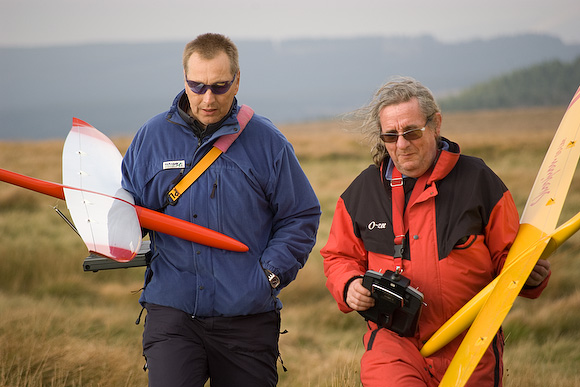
[186,73,237,95]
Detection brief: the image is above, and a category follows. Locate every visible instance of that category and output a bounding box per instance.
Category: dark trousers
[143,303,280,387]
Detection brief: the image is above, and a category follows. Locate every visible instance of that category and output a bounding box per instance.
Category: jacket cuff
[520,271,551,299]
[343,275,364,308]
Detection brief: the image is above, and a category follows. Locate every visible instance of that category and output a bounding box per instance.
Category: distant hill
[440,56,580,111]
[1,34,580,139]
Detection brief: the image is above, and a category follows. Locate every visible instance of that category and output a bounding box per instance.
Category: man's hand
[346,278,375,311]
[525,259,551,287]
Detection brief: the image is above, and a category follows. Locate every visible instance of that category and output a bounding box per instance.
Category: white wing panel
[62,118,142,262]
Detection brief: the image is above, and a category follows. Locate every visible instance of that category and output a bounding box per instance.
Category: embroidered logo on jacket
[368,221,387,230]
[163,160,185,169]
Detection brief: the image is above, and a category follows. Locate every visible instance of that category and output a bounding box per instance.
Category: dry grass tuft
[1,106,579,386]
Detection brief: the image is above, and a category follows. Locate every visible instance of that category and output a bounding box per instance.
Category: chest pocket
[453,234,478,250]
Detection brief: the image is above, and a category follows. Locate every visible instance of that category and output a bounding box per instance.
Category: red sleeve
[321,197,369,313]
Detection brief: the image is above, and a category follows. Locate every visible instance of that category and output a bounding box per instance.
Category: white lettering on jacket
[368,221,387,230]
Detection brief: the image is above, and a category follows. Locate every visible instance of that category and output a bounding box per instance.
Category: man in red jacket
[321,77,551,386]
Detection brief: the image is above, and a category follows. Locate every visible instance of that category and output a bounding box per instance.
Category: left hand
[525,259,551,287]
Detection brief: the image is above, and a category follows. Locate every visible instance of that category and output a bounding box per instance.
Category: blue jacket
[121,91,321,317]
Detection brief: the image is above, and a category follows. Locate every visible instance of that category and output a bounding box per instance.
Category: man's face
[379,98,441,178]
[184,51,240,128]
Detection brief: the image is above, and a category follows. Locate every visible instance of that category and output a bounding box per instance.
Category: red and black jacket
[323,138,548,343]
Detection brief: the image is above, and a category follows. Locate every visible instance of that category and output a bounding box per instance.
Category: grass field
[1,106,580,386]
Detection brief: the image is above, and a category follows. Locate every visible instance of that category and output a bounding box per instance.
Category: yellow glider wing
[421,86,580,385]
[421,85,580,360]
[518,89,580,240]
[439,212,580,386]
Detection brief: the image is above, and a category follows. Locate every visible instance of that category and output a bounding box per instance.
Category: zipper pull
[210,179,218,198]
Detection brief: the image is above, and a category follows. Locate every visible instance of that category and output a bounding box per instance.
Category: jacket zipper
[210,178,218,198]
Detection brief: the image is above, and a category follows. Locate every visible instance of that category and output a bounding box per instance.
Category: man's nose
[396,134,411,147]
[202,89,216,103]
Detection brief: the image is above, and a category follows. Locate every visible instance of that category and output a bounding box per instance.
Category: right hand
[346,277,375,311]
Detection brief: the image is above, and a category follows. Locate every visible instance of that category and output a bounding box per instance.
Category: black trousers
[143,303,280,387]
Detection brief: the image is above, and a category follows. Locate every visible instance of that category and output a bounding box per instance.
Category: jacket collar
[382,137,460,183]
[429,137,460,183]
[168,90,239,139]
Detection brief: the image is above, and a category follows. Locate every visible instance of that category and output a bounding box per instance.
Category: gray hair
[348,76,441,166]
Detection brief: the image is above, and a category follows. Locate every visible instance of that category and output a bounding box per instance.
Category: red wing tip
[89,248,137,263]
[72,117,94,128]
[567,85,580,110]
[70,118,113,144]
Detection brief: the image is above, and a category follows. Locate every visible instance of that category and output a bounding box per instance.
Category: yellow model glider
[419,85,580,385]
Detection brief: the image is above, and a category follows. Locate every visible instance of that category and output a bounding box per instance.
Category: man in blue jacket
[121,33,321,387]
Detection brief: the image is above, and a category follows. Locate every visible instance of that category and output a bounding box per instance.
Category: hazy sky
[1,0,579,47]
